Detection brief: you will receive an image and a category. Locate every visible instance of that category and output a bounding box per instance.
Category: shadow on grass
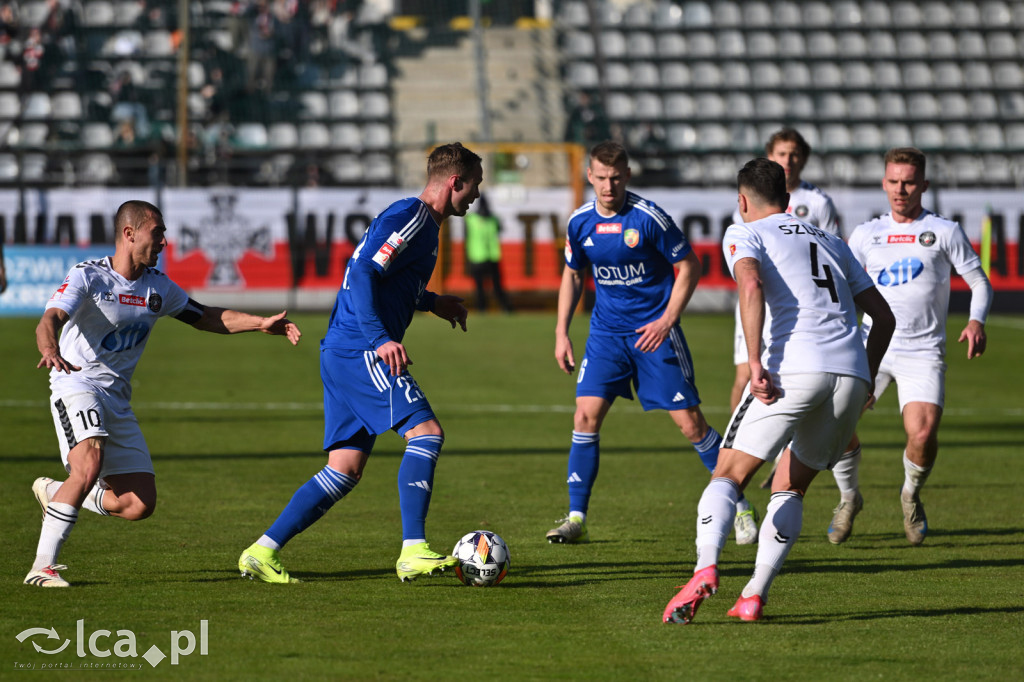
[771,604,1024,625]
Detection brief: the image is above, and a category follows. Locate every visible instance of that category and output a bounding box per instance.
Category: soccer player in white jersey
[826,147,992,546]
[25,200,301,587]
[546,141,726,545]
[663,158,894,623]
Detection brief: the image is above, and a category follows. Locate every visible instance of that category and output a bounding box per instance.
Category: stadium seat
[359,93,390,119]
[873,62,902,88]
[362,122,392,150]
[234,122,268,148]
[0,92,19,119]
[605,92,633,118]
[754,93,787,119]
[907,93,940,118]
[713,1,743,26]
[781,62,810,87]
[687,32,717,57]
[691,62,723,87]
[695,124,731,151]
[937,93,969,119]
[22,93,51,120]
[187,93,207,119]
[993,63,1024,88]
[188,62,206,89]
[956,32,986,58]
[717,30,745,57]
[880,93,907,118]
[982,153,1013,184]
[724,93,753,119]
[694,93,726,118]
[604,63,630,88]
[824,154,858,184]
[856,154,885,183]
[948,154,983,184]
[0,153,18,181]
[113,0,144,26]
[818,92,848,119]
[363,153,393,183]
[803,1,833,25]
[861,1,892,26]
[943,123,973,149]
[988,32,1017,58]
[820,124,853,150]
[299,123,330,149]
[666,123,698,151]
[102,30,144,56]
[359,63,388,89]
[594,2,622,26]
[1000,93,1024,117]
[49,92,82,120]
[674,155,704,183]
[703,154,740,182]
[866,31,897,56]
[921,1,954,26]
[773,1,801,25]
[653,0,684,28]
[682,1,713,27]
[299,92,329,119]
[18,1,49,27]
[144,30,175,56]
[807,32,838,57]
[750,62,782,88]
[556,0,589,28]
[633,93,663,120]
[656,32,687,58]
[83,0,115,26]
[0,60,19,87]
[847,92,879,118]
[902,62,934,88]
[18,122,48,147]
[20,153,47,181]
[623,2,653,27]
[721,63,750,87]
[952,3,982,25]
[975,124,1005,150]
[746,31,777,57]
[898,31,929,58]
[663,92,695,118]
[268,123,299,149]
[932,62,964,88]
[831,1,863,26]
[1004,123,1024,148]
[850,123,884,149]
[660,62,690,88]
[567,62,599,88]
[788,93,815,118]
[882,123,913,147]
[811,62,843,88]
[892,2,924,24]
[626,31,656,58]
[630,62,661,89]
[330,90,360,119]
[912,123,945,149]
[330,123,362,150]
[80,122,113,149]
[843,62,874,89]
[963,63,993,87]
[968,93,999,118]
[78,153,116,184]
[981,0,1014,25]
[600,31,627,58]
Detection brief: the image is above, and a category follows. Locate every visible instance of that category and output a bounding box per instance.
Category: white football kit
[723,213,875,470]
[732,180,840,364]
[45,257,190,477]
[848,209,982,408]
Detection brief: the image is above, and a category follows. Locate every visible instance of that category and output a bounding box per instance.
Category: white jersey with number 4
[849,209,981,360]
[45,257,190,402]
[724,213,876,381]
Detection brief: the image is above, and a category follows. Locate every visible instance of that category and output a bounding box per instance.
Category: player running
[26,200,301,588]
[238,143,482,583]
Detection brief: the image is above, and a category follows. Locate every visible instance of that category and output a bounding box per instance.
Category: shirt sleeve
[159,276,191,318]
[649,203,692,265]
[564,219,585,270]
[45,264,89,316]
[819,197,841,236]
[722,223,760,280]
[946,222,983,275]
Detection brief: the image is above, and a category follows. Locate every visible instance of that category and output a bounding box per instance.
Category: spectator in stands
[18,27,47,91]
[246,0,278,94]
[564,92,612,148]
[464,193,513,313]
[109,70,152,140]
[1,3,20,49]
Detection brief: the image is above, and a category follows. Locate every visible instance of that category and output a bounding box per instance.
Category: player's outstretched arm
[432,294,468,331]
[555,265,583,374]
[36,307,81,373]
[192,307,302,345]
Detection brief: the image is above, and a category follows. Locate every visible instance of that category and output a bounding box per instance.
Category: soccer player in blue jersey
[238,143,483,583]
[546,141,727,544]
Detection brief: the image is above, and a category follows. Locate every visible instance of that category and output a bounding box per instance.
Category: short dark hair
[427,142,482,181]
[590,140,628,168]
[884,146,926,175]
[114,200,161,242]
[765,127,811,159]
[738,158,788,208]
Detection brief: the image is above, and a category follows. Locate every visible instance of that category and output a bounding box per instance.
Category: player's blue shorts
[576,327,701,411]
[321,347,437,452]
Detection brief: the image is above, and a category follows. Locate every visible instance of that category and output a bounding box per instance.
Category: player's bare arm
[854,285,895,400]
[191,307,302,345]
[734,257,777,403]
[35,307,81,373]
[635,251,701,352]
[432,294,468,331]
[555,265,584,374]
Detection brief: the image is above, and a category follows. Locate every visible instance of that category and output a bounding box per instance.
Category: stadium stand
[0,0,1021,187]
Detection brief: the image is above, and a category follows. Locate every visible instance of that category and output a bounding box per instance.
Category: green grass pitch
[1,310,1022,680]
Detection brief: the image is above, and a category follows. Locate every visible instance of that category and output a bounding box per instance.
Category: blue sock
[265,466,358,547]
[567,431,600,515]
[693,427,721,474]
[398,435,443,542]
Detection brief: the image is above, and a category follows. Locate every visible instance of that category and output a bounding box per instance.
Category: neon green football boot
[395,542,458,582]
[238,543,299,584]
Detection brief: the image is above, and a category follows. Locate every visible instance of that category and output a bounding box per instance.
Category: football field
[2,311,1022,680]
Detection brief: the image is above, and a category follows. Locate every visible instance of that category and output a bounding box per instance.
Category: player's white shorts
[732,301,768,366]
[873,352,946,411]
[723,372,869,471]
[50,391,154,480]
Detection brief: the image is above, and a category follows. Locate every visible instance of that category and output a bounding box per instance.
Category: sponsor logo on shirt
[119,294,147,307]
[887,234,916,244]
[372,231,406,269]
[596,223,622,234]
[623,229,639,248]
[919,231,936,247]
[101,322,151,352]
[51,280,70,299]
[876,257,924,286]
[594,263,646,286]
[148,293,162,313]
[583,237,594,247]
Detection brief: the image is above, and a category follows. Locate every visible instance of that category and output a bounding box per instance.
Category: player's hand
[862,393,877,413]
[749,363,779,404]
[555,335,575,374]
[376,340,411,376]
[434,295,468,331]
[634,317,671,352]
[261,310,302,345]
[958,319,986,359]
[37,350,80,374]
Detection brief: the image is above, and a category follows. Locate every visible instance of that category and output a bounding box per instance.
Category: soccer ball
[452,530,510,587]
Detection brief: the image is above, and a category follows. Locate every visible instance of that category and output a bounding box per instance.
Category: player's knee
[573,410,602,432]
[405,419,444,441]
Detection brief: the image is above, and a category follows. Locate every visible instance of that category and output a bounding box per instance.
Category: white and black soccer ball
[452,530,510,587]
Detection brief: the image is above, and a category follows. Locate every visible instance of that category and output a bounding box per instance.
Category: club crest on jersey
[148,293,162,313]
[794,205,809,218]
[919,231,937,247]
[372,231,407,269]
[596,223,622,234]
[623,229,639,248]
[119,294,147,307]
[729,244,737,255]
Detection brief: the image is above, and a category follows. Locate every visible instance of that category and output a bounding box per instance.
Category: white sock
[33,502,78,571]
[80,485,111,516]
[402,538,426,549]
[831,446,862,500]
[902,452,932,497]
[735,497,752,514]
[569,511,586,523]
[742,492,803,600]
[257,534,281,551]
[695,478,739,570]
